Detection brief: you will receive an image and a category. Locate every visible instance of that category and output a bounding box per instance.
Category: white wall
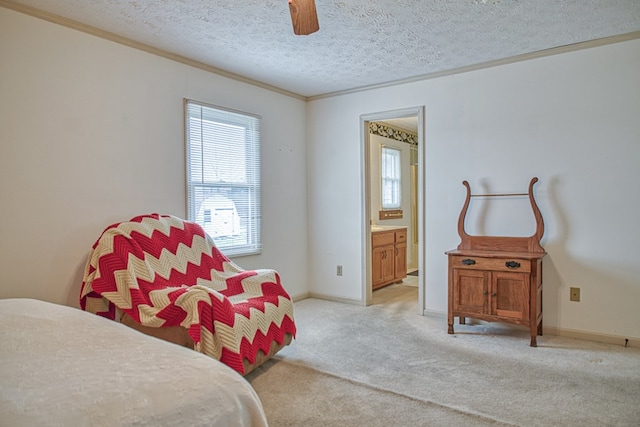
[307,38,640,340]
[2,6,639,342]
[0,8,309,306]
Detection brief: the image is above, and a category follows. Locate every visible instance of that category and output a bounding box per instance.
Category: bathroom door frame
[360,106,425,314]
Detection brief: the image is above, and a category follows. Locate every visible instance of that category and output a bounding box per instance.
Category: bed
[0,298,268,426]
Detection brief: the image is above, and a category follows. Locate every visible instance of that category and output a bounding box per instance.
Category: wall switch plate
[570,287,580,302]
[337,265,343,276]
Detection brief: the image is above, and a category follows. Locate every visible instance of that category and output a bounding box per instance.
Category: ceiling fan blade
[288,0,319,35]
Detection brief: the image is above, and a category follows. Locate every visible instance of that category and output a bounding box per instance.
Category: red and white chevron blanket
[80,213,296,374]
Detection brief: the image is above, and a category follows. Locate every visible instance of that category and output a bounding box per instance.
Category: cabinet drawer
[395,230,407,243]
[450,256,531,273]
[372,231,395,247]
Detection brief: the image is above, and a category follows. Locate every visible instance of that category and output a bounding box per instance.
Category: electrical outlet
[336,265,343,276]
[570,287,580,302]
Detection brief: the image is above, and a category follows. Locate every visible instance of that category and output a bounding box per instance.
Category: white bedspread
[0,298,268,426]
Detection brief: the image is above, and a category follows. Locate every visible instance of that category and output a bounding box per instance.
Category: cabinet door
[372,246,385,287]
[491,271,529,320]
[373,245,395,288]
[394,241,407,279]
[381,245,395,284]
[453,269,488,315]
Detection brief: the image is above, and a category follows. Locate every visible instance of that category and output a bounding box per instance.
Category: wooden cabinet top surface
[446,249,546,260]
[371,226,407,233]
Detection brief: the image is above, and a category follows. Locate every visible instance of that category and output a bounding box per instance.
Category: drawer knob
[461,258,476,266]
[505,261,521,269]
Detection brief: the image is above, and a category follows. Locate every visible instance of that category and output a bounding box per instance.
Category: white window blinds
[185,100,261,256]
[381,146,401,210]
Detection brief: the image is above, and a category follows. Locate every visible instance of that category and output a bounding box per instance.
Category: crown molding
[308,31,640,101]
[3,1,638,103]
[0,0,306,101]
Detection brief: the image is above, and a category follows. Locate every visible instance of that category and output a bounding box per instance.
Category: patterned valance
[369,122,417,146]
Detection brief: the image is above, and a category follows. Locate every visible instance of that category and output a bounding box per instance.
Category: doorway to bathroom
[360,107,424,315]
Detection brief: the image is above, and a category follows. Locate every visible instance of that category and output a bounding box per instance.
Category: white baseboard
[423,309,446,318]
[423,308,638,348]
[296,298,638,348]
[544,326,638,348]
[290,292,311,302]
[304,292,365,306]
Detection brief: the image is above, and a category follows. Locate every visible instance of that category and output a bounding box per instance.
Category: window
[185,100,261,256]
[381,146,401,210]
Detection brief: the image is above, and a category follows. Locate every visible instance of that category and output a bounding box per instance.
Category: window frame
[380,145,402,211]
[184,99,262,257]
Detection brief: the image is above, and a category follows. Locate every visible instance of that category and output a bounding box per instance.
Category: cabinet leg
[448,323,454,334]
[459,317,466,325]
[530,336,537,347]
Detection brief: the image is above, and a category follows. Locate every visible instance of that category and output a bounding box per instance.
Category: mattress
[0,298,268,426]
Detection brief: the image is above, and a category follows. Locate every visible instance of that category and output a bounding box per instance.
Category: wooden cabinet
[446,178,546,347]
[447,251,544,345]
[394,237,407,280]
[372,227,407,290]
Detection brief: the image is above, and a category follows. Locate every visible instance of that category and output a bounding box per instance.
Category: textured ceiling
[4,0,640,98]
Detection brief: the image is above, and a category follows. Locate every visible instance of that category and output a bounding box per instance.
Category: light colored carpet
[248,359,507,426]
[246,284,640,426]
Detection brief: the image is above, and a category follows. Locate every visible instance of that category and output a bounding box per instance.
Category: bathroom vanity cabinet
[372,227,407,290]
